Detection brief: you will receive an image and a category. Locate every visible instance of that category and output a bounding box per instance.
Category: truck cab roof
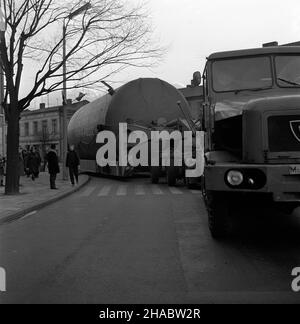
[208,46,300,60]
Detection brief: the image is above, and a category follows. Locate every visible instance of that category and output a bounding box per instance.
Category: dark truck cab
[201,45,300,238]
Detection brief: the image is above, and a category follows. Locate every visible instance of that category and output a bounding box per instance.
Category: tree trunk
[5,107,20,195]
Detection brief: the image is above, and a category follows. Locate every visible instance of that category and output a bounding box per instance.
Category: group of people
[0,144,80,190]
[22,147,42,181]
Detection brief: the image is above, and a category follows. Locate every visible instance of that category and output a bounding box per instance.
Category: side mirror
[192,71,202,87]
[97,124,105,132]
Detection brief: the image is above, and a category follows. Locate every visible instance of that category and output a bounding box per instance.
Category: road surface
[0,176,300,304]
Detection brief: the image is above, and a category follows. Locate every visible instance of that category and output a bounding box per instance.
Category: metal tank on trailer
[68,78,191,175]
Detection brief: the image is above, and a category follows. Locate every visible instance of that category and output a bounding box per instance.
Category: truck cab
[201,45,300,238]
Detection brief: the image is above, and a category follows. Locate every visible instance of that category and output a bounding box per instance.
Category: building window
[33,121,38,135]
[52,119,57,134]
[42,120,48,133]
[24,122,29,137]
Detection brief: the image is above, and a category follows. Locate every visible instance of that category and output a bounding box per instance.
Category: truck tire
[167,166,177,186]
[151,167,161,184]
[205,190,231,239]
[185,177,196,189]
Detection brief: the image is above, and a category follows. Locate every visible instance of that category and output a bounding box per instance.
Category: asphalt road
[0,175,300,304]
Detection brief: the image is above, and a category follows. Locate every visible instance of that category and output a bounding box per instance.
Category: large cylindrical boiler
[68,78,190,160]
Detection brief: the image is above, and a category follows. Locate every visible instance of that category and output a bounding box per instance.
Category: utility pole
[62,2,91,180]
[62,21,68,180]
[0,67,4,157]
[0,3,6,157]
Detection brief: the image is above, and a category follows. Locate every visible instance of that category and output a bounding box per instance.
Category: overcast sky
[126,0,300,86]
[29,0,300,107]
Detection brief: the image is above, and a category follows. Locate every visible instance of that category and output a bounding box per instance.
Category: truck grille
[268,115,300,152]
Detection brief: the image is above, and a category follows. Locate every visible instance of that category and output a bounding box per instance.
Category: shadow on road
[226,204,300,250]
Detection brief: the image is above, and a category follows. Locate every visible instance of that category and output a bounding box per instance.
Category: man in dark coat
[66,145,80,186]
[22,149,30,177]
[46,144,60,189]
[34,149,42,178]
[0,155,5,187]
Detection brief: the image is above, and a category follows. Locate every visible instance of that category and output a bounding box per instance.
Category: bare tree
[0,0,163,194]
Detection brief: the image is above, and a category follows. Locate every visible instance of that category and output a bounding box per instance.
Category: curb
[0,175,91,226]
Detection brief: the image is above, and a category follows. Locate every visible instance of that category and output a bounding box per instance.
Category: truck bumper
[205,163,300,203]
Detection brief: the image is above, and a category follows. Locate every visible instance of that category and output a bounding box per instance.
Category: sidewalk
[0,172,90,225]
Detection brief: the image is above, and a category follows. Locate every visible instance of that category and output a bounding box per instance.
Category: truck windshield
[212,56,273,92]
[276,55,300,87]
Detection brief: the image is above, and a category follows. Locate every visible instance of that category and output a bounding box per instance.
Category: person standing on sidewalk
[18,149,25,187]
[21,148,30,177]
[45,144,60,190]
[66,145,80,186]
[34,148,42,178]
[0,155,5,187]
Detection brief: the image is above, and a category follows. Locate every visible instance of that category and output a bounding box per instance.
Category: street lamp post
[62,3,91,180]
[62,21,68,180]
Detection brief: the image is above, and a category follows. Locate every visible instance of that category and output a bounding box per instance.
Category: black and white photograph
[0,0,300,312]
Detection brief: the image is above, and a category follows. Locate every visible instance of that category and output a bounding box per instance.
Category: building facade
[20,100,88,161]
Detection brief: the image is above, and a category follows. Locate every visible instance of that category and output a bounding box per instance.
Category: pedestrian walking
[34,148,42,178]
[66,145,80,186]
[0,155,5,187]
[22,149,30,177]
[27,147,41,181]
[45,144,60,190]
[18,150,25,187]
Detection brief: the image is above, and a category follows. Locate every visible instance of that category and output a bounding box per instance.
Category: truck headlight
[226,170,244,186]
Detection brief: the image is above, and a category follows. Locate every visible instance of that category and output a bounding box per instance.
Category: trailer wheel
[204,190,232,239]
[167,166,177,187]
[151,167,161,184]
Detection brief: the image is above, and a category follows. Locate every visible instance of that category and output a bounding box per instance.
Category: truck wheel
[205,191,231,239]
[151,167,160,184]
[276,202,300,215]
[167,166,177,186]
[185,177,195,189]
